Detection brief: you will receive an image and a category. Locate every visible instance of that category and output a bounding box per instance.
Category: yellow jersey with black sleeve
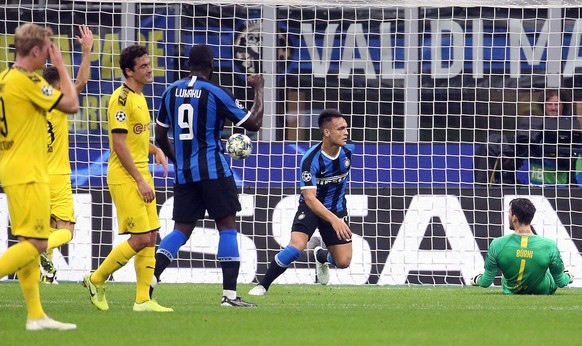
[0,66,63,186]
[107,83,152,184]
[47,108,72,175]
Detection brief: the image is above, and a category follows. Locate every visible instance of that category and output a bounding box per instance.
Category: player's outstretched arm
[73,25,93,94]
[241,74,264,131]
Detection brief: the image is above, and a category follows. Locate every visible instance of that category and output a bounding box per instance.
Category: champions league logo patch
[301,171,312,182]
[115,111,127,122]
[233,19,292,75]
[41,85,53,96]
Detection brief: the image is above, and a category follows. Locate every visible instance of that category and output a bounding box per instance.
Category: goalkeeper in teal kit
[471,198,573,294]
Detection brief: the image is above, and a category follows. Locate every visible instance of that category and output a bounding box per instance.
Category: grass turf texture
[0,282,580,345]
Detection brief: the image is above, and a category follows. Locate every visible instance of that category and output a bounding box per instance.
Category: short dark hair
[188,44,214,71]
[538,89,571,116]
[119,45,148,78]
[317,109,343,130]
[42,66,59,86]
[509,198,536,225]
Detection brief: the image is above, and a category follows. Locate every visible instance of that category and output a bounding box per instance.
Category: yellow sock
[17,256,45,319]
[134,247,155,304]
[92,241,136,286]
[0,240,39,278]
[47,228,73,257]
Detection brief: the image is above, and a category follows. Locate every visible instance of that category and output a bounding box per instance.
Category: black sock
[316,248,329,264]
[150,252,172,298]
[261,259,288,290]
[221,261,240,292]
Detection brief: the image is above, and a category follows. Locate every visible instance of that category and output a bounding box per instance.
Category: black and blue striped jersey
[298,142,352,213]
[156,76,250,184]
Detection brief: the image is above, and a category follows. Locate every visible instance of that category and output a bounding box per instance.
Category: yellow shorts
[49,174,76,223]
[109,177,160,235]
[4,182,51,239]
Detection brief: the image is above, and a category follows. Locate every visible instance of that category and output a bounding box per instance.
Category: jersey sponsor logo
[316,172,349,185]
[115,111,127,122]
[175,88,202,98]
[41,85,53,96]
[301,171,312,182]
[133,123,149,134]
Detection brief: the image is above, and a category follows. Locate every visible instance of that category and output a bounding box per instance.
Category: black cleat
[221,296,257,308]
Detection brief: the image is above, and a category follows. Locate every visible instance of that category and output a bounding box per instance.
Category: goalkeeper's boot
[26,315,76,331]
[133,300,174,312]
[248,284,267,296]
[39,252,57,284]
[314,246,330,285]
[82,273,109,311]
[221,296,257,307]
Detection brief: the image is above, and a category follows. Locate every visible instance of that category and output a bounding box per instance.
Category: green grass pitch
[0,281,580,345]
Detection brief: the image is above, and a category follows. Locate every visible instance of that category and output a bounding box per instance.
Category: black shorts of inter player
[173,175,242,222]
[291,203,351,247]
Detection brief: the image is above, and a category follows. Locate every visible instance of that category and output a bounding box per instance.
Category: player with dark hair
[249,109,353,296]
[471,197,573,294]
[39,24,93,284]
[0,23,79,330]
[153,44,264,307]
[82,44,172,312]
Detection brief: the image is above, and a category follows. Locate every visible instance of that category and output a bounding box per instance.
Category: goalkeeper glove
[564,270,574,284]
[470,273,482,286]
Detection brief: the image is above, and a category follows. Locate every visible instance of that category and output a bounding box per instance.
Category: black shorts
[291,203,351,247]
[173,176,242,222]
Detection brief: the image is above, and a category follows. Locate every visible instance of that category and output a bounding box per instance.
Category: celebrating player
[39,24,93,284]
[249,109,353,296]
[471,197,573,294]
[152,44,263,307]
[82,45,172,312]
[0,23,79,330]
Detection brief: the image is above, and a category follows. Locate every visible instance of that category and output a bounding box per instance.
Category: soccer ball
[226,133,253,160]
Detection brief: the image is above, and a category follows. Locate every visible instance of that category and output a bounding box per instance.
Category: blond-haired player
[40,24,93,284]
[0,23,79,330]
[82,44,172,312]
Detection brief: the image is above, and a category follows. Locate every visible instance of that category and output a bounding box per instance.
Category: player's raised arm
[73,25,93,94]
[240,74,264,131]
[49,43,79,114]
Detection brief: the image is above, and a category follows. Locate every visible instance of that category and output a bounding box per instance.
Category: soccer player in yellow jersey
[82,44,172,312]
[0,23,79,330]
[39,24,93,284]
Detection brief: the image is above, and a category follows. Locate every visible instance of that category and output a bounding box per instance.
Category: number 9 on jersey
[226,133,253,160]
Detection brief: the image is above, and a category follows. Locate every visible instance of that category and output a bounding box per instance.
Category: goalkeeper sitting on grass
[471,197,573,294]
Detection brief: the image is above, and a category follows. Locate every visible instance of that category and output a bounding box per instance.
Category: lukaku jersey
[156,76,250,184]
[0,67,62,186]
[298,143,352,213]
[107,84,152,184]
[478,233,571,294]
[47,109,71,175]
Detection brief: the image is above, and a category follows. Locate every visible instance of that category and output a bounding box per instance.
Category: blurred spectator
[474,89,582,185]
